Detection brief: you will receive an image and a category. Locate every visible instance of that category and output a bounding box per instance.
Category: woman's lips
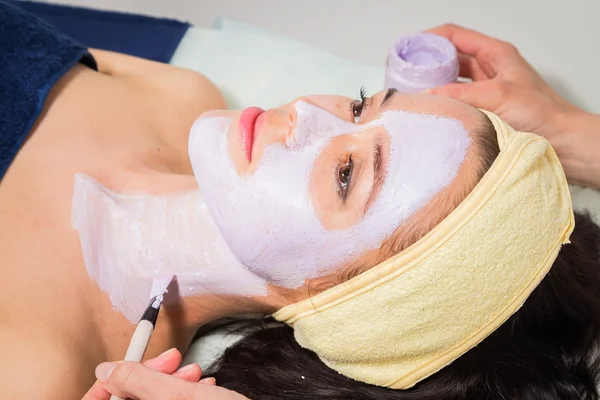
[239,107,265,162]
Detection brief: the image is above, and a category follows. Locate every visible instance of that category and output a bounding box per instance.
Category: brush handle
[109,320,154,400]
[124,320,154,361]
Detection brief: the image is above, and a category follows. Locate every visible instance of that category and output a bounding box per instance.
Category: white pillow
[170,18,385,110]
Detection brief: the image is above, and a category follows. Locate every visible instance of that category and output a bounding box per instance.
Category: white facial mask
[189,101,470,288]
[71,175,266,322]
[73,101,469,321]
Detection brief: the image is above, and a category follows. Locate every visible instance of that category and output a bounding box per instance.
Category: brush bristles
[150,275,173,299]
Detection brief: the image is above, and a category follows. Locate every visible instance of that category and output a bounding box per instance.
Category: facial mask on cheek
[189,102,470,288]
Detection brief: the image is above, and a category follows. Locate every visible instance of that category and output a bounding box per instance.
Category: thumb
[98,361,195,400]
[428,80,505,113]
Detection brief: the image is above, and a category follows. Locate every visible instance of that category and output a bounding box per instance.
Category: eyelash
[349,86,368,123]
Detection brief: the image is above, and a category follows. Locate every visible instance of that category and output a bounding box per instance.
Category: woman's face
[189,90,483,288]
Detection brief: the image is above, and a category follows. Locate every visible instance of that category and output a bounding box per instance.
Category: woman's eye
[351,102,364,123]
[351,86,368,123]
[337,156,354,200]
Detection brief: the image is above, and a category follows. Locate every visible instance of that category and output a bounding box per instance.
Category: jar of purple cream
[384,32,459,93]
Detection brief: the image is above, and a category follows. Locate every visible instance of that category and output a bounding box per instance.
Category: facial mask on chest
[189,101,470,287]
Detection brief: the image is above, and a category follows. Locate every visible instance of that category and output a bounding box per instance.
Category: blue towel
[10,0,190,63]
[0,0,97,181]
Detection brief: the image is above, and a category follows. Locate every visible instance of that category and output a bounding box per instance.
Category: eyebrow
[365,141,385,213]
[380,88,398,109]
[361,89,394,213]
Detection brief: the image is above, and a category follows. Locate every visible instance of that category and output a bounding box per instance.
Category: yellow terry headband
[273,110,575,389]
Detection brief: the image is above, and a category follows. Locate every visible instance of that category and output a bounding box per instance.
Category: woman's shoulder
[91,49,226,112]
[89,50,226,143]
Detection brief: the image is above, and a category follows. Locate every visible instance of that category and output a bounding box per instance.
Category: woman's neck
[71,165,272,334]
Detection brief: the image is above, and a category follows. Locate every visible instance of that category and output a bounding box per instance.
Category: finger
[84,350,182,400]
[457,53,489,81]
[143,348,182,374]
[100,361,195,399]
[426,24,517,76]
[199,377,217,386]
[171,363,203,382]
[426,23,505,57]
[82,380,111,400]
[428,80,507,112]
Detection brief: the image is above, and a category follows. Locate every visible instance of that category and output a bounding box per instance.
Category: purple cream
[385,33,459,93]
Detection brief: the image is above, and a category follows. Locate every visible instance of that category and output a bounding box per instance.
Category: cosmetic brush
[110,274,173,400]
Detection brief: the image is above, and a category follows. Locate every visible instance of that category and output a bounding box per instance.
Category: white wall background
[41,0,600,112]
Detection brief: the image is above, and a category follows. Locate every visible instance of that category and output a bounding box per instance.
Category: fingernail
[95,362,117,383]
[200,377,217,385]
[157,348,176,359]
[176,364,196,373]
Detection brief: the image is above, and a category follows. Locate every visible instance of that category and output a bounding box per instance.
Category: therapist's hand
[83,349,249,400]
[82,348,240,400]
[426,24,600,189]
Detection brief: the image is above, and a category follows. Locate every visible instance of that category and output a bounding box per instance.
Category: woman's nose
[259,97,314,149]
[284,97,321,150]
